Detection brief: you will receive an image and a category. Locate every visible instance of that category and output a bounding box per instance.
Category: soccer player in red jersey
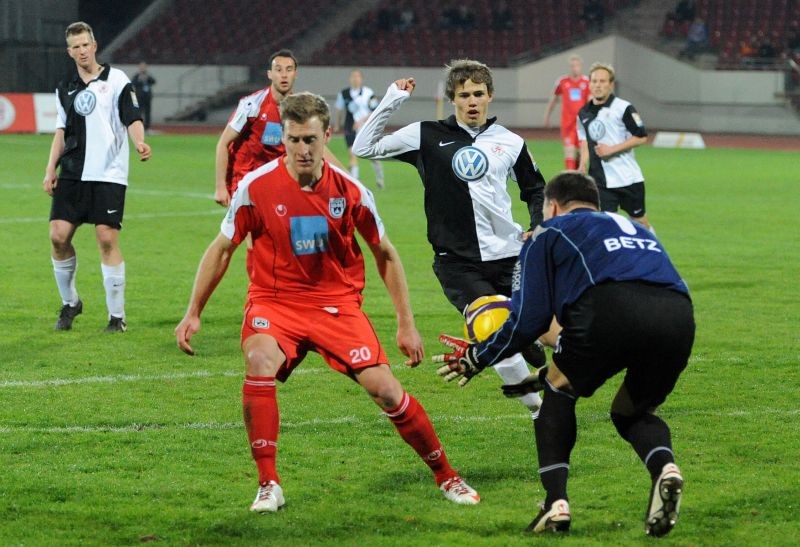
[214,49,297,207]
[543,55,591,170]
[176,92,480,512]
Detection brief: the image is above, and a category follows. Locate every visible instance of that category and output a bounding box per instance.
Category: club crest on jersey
[452,146,489,182]
[275,204,287,216]
[74,90,96,116]
[329,197,346,218]
[588,119,606,141]
[252,317,270,329]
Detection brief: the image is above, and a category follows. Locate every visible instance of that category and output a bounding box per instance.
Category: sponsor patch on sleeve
[632,112,644,127]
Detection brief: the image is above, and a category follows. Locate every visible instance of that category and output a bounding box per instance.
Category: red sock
[565,157,577,170]
[242,375,279,485]
[386,392,457,485]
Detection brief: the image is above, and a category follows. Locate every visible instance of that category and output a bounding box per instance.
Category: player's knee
[610,411,638,440]
[49,227,71,250]
[359,368,403,408]
[244,341,285,376]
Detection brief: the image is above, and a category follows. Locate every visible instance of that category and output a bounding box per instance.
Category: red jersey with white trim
[553,75,591,132]
[221,158,385,305]
[226,87,285,190]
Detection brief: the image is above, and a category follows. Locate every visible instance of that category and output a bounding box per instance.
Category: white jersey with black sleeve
[353,83,545,262]
[577,94,647,189]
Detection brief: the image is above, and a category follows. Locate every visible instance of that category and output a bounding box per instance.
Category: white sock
[372,160,384,184]
[493,354,543,412]
[350,165,360,179]
[101,262,125,319]
[52,255,79,306]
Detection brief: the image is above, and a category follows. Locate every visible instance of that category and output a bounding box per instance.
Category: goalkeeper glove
[432,334,485,387]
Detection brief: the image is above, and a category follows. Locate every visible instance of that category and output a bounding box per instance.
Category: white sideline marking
[0,414,522,435]
[0,368,321,388]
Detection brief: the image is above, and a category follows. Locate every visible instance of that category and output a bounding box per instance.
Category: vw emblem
[451,146,489,182]
[74,90,96,116]
[587,119,606,141]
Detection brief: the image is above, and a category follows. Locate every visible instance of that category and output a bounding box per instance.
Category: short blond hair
[279,91,330,130]
[589,62,615,82]
[65,21,95,43]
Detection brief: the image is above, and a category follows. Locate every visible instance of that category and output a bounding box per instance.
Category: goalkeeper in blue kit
[434,171,695,537]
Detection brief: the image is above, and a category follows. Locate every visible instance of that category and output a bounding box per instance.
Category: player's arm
[594,105,648,159]
[542,94,558,127]
[126,121,151,161]
[214,125,240,207]
[175,233,239,355]
[43,128,65,196]
[511,143,546,229]
[578,139,590,173]
[118,82,150,161]
[352,80,420,160]
[367,235,424,367]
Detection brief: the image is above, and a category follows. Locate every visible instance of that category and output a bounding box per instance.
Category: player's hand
[43,170,58,196]
[394,78,416,94]
[397,323,424,367]
[175,315,201,356]
[432,334,484,386]
[501,367,547,398]
[521,230,534,241]
[214,186,231,207]
[136,142,151,161]
[594,143,615,159]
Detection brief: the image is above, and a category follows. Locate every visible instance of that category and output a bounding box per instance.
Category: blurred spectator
[397,8,416,32]
[131,62,156,131]
[758,39,777,59]
[581,0,605,33]
[740,39,757,59]
[441,5,475,29]
[377,8,397,32]
[670,0,696,24]
[787,29,800,54]
[492,0,514,31]
[680,18,708,60]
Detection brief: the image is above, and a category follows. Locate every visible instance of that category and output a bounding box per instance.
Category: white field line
[3,408,798,435]
[0,368,321,388]
[0,414,526,435]
[0,209,221,224]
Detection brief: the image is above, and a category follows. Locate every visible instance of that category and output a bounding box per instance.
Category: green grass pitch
[0,133,798,545]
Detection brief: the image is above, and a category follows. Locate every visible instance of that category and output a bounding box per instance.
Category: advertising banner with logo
[0,94,36,133]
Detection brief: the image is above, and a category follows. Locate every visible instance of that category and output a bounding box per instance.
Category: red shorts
[241,298,388,382]
[560,122,579,148]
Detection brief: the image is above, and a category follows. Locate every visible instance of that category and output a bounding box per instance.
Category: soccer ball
[463,295,512,343]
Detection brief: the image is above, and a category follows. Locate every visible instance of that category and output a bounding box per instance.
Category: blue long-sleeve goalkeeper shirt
[474,208,690,367]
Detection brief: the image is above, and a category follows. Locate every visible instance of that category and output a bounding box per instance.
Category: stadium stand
[113,0,337,65]
[661,0,798,70]
[111,0,636,68]
[311,0,636,67]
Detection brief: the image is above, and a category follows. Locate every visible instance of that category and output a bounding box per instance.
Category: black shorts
[599,182,646,218]
[554,281,695,410]
[432,255,517,314]
[50,178,126,229]
[345,131,357,147]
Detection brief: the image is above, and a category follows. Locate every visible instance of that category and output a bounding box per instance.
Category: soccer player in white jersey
[334,69,385,188]
[577,62,652,230]
[354,59,552,418]
[43,21,151,332]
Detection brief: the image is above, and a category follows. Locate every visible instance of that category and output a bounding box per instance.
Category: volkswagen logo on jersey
[74,90,97,116]
[452,146,489,182]
[588,119,606,141]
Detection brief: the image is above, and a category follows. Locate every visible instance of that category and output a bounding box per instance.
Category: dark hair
[445,59,493,100]
[279,91,330,130]
[269,49,298,70]
[65,21,95,43]
[544,171,600,208]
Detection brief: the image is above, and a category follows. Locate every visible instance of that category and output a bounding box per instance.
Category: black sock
[535,381,578,507]
[613,412,674,480]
